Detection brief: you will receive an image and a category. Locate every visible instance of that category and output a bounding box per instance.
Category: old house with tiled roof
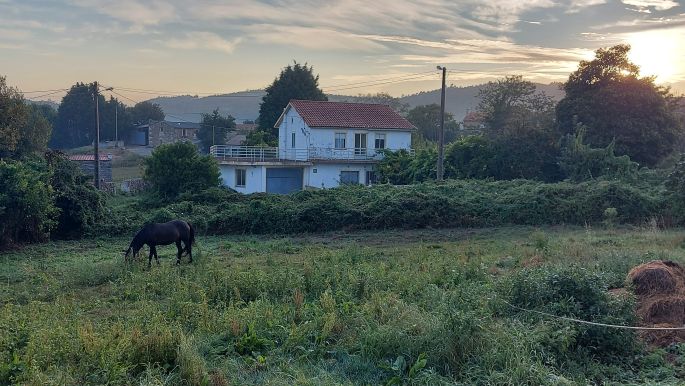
[68,154,113,183]
[210,100,415,194]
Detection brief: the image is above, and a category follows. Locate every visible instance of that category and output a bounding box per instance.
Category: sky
[1,0,684,104]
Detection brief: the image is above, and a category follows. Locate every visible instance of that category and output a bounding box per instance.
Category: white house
[211,99,415,194]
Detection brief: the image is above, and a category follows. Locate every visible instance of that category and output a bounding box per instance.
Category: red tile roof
[285,100,415,130]
[68,154,111,161]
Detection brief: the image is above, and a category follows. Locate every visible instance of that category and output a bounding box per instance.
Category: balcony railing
[210,145,414,162]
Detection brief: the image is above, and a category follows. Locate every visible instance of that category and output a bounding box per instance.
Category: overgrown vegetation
[96,178,669,239]
[2,227,684,384]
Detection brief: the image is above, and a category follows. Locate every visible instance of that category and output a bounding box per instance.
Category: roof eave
[273,103,294,129]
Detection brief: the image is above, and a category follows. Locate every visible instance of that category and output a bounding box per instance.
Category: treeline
[380,45,683,184]
[49,82,165,149]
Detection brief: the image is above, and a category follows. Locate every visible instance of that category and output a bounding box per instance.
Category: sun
[626,28,683,83]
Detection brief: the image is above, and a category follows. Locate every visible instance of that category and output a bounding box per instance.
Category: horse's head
[123,242,142,262]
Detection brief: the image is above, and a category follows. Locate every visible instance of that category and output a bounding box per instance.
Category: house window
[313,168,318,173]
[291,132,296,148]
[236,169,246,187]
[340,171,359,185]
[182,128,187,138]
[354,133,367,156]
[374,133,386,149]
[335,133,346,149]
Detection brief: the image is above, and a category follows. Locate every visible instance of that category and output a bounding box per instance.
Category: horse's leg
[154,245,160,265]
[175,240,182,265]
[147,245,154,269]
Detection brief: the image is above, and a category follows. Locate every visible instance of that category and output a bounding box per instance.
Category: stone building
[147,120,201,147]
[68,154,113,183]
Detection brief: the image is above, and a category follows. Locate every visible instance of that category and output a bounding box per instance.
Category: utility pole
[115,103,118,148]
[93,81,101,189]
[436,66,446,181]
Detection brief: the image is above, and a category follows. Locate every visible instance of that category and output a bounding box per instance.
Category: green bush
[502,265,638,359]
[144,141,221,199]
[99,179,663,237]
[0,159,57,247]
[46,151,104,239]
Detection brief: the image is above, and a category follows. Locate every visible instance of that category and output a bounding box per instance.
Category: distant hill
[147,91,266,123]
[145,83,565,123]
[400,83,565,120]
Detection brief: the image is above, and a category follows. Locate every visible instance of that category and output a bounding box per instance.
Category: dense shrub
[99,179,663,236]
[0,159,57,247]
[46,151,104,239]
[502,265,638,359]
[144,142,221,199]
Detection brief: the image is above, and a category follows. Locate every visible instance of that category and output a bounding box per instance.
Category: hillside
[146,83,565,123]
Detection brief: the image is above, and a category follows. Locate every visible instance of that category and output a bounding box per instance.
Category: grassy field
[2,226,685,385]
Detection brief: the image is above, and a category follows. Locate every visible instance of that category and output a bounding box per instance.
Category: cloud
[166,32,241,53]
[621,0,679,11]
[69,0,177,26]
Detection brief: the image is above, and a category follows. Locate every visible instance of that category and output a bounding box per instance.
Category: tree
[100,97,132,143]
[16,104,53,157]
[51,82,99,149]
[340,92,408,114]
[556,44,682,166]
[251,62,327,145]
[144,141,221,198]
[198,109,236,152]
[0,76,28,157]
[129,101,164,125]
[477,75,555,136]
[45,151,103,239]
[0,76,53,158]
[405,104,460,143]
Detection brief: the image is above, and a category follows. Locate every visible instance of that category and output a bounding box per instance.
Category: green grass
[2,226,685,385]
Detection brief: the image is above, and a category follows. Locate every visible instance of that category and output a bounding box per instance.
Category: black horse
[124,220,195,268]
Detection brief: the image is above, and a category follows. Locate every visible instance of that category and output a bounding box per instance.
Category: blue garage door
[266,168,303,194]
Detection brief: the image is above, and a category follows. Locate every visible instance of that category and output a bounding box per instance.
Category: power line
[323,72,438,93]
[25,89,68,100]
[321,70,436,90]
[22,88,70,94]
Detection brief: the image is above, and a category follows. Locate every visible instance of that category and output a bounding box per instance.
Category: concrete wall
[219,164,265,194]
[306,163,375,189]
[279,108,309,160]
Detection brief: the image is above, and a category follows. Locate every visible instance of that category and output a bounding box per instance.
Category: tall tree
[17,104,53,156]
[0,76,28,157]
[556,44,682,166]
[51,83,100,149]
[251,62,327,145]
[198,109,236,152]
[129,101,165,125]
[477,75,555,136]
[100,97,132,143]
[405,104,460,143]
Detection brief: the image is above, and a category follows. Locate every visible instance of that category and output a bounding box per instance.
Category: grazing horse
[124,220,195,268]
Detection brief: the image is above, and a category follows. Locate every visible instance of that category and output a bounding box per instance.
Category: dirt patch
[627,260,685,346]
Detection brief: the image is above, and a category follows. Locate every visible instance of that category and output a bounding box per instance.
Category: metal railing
[210,145,414,162]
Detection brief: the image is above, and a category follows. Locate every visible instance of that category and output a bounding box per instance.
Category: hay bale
[627,260,684,296]
[627,260,685,347]
[638,297,685,325]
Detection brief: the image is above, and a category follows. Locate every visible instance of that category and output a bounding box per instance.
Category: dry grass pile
[627,260,685,346]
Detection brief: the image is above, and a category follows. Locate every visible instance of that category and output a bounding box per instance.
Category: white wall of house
[219,164,265,194]
[279,108,309,160]
[306,163,375,189]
